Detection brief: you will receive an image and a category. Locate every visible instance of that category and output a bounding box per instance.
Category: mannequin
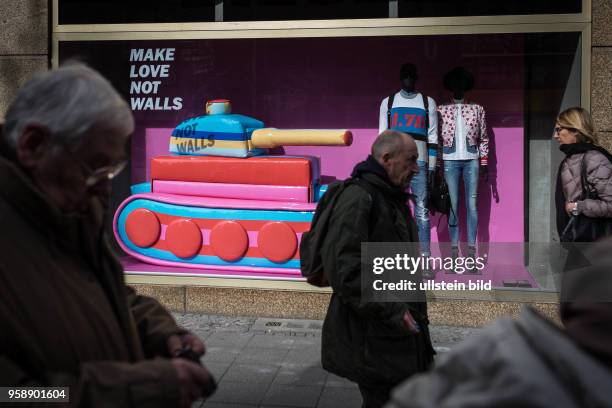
[437,67,488,265]
[379,62,438,265]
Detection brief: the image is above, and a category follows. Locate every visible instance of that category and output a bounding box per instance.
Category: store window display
[379,63,438,259]
[438,67,489,261]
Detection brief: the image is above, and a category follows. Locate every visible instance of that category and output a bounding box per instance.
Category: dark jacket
[386,307,612,408]
[0,156,186,407]
[321,156,435,387]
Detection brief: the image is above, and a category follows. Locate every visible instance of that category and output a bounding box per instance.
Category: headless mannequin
[379,62,439,264]
[439,67,488,262]
[445,75,488,179]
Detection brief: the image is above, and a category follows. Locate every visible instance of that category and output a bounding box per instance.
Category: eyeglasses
[59,144,127,187]
[78,159,127,187]
[555,126,576,135]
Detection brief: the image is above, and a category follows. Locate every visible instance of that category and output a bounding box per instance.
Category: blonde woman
[554,107,612,243]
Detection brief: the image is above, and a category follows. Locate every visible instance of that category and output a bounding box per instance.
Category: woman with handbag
[554,107,612,260]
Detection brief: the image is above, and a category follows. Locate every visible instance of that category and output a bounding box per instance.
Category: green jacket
[0,156,186,407]
[321,163,435,387]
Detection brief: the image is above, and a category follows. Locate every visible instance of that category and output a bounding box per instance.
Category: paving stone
[317,386,362,408]
[235,347,290,365]
[175,313,257,333]
[207,381,268,405]
[283,348,321,366]
[260,406,298,408]
[199,403,257,408]
[288,337,320,349]
[261,384,323,408]
[203,347,242,363]
[206,331,255,349]
[169,313,479,407]
[429,325,478,345]
[246,334,296,349]
[203,361,233,381]
[222,363,279,385]
[325,373,358,389]
[273,364,328,387]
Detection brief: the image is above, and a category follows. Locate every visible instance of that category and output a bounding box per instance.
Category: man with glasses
[0,64,213,407]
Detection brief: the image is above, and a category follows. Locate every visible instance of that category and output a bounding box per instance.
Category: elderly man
[320,130,435,408]
[0,64,212,407]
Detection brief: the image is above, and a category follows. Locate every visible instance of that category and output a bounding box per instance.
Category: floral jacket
[438,102,489,166]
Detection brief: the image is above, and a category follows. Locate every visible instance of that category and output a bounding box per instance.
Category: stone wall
[131,284,560,327]
[592,0,612,151]
[0,0,48,120]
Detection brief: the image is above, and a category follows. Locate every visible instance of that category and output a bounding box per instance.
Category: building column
[0,0,48,119]
[592,0,612,150]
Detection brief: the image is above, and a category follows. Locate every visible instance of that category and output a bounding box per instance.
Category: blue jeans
[444,159,479,247]
[410,160,430,256]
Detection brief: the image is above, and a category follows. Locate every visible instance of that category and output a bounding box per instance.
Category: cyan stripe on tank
[117,199,307,269]
[120,199,314,223]
[169,145,267,157]
[131,182,151,194]
[389,107,428,136]
[171,130,250,141]
[129,246,301,269]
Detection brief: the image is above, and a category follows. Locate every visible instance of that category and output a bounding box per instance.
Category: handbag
[428,167,451,215]
[560,156,612,242]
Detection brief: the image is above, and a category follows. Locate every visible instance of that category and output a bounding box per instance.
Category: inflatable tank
[114,99,352,278]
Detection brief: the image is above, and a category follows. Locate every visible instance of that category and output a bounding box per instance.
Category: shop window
[59,31,581,293]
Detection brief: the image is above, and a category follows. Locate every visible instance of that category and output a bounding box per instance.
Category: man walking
[320,130,435,408]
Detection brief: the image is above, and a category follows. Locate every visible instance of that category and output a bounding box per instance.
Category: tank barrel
[251,129,352,148]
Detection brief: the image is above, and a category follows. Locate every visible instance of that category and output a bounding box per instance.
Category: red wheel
[258,222,297,263]
[125,209,160,247]
[166,219,202,259]
[210,221,249,261]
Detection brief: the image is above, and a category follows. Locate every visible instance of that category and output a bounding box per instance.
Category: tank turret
[170,99,352,157]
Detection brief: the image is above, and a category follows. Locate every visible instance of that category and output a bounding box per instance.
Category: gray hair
[371,130,410,159]
[2,63,133,150]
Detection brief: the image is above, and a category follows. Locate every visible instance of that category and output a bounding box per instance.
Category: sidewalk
[174,314,479,408]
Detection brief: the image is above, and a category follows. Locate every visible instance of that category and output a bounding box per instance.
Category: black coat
[321,157,435,387]
[0,156,185,406]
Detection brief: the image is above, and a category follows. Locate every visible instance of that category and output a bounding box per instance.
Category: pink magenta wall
[146,124,524,245]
